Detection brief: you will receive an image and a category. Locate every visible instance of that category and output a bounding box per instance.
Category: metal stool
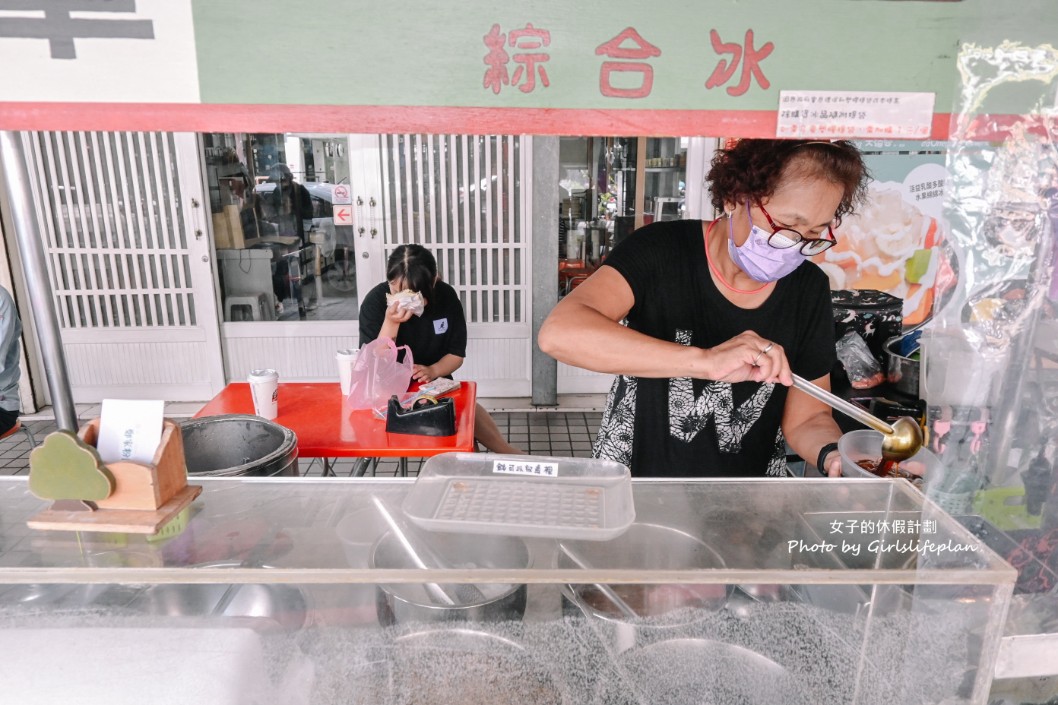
[0,419,37,449]
[564,274,590,295]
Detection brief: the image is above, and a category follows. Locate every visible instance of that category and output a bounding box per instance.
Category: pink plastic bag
[346,337,414,410]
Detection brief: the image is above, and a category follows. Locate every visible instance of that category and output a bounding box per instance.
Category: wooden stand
[81,419,186,511]
[28,419,202,535]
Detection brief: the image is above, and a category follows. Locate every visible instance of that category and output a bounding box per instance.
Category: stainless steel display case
[0,476,1015,704]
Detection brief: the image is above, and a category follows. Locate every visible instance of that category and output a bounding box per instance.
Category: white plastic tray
[402,453,635,540]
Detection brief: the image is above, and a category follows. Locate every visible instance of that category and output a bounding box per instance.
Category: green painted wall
[192,0,1057,114]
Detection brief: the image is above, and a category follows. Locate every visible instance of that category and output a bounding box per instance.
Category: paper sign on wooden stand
[26,418,202,535]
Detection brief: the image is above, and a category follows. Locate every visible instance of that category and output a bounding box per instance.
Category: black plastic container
[831,289,903,370]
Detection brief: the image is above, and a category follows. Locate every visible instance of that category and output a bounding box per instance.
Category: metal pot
[885,334,920,398]
[371,531,530,626]
[181,414,299,477]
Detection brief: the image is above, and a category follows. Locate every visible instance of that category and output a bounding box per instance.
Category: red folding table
[194,381,477,476]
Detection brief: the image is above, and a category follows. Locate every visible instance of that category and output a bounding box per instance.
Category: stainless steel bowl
[597,638,804,705]
[349,629,566,704]
[135,582,308,631]
[0,574,309,633]
[371,531,530,626]
[0,583,142,611]
[131,561,309,631]
[559,522,728,621]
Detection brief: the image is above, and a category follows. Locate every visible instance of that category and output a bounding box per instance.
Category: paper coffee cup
[336,349,358,396]
[248,368,279,420]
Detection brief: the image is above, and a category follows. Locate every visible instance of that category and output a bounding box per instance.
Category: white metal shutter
[19,131,223,402]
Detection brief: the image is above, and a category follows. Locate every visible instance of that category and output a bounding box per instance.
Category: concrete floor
[0,402,603,478]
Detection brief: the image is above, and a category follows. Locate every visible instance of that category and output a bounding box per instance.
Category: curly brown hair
[707,139,870,221]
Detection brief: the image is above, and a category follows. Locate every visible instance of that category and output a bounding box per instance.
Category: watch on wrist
[816,442,840,476]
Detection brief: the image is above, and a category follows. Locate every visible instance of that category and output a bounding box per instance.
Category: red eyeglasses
[756,202,838,255]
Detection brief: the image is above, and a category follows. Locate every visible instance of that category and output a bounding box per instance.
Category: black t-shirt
[358,281,468,368]
[594,220,836,478]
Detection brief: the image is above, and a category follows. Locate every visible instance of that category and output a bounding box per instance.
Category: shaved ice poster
[813,141,948,326]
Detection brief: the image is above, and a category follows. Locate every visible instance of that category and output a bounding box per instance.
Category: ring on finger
[752,342,774,367]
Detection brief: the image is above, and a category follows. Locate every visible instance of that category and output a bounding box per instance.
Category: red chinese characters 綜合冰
[509,23,551,93]
[705,28,774,97]
[594,27,662,99]
[482,23,552,94]
[482,24,510,95]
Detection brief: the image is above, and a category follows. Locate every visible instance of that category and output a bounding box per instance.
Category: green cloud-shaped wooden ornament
[29,431,115,501]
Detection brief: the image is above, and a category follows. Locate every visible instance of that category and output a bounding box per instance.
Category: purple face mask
[727,204,807,282]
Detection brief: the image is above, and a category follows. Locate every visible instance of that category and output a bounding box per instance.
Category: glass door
[202,132,366,323]
[201,132,374,382]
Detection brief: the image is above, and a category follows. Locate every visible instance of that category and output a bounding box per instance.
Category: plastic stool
[225,294,268,322]
[0,419,36,449]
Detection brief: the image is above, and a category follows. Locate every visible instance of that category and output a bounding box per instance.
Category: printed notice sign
[777,91,935,139]
[96,399,165,465]
[493,459,559,478]
[332,184,351,205]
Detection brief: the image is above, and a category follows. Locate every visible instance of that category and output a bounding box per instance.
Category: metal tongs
[791,374,924,462]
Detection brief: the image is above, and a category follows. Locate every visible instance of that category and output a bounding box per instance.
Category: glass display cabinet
[0,476,1015,705]
[602,136,688,229]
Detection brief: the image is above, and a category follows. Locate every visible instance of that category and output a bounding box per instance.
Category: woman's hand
[703,331,793,386]
[380,301,413,340]
[385,302,414,326]
[414,354,464,384]
[412,364,437,383]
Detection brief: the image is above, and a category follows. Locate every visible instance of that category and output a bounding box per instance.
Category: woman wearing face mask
[539,139,870,478]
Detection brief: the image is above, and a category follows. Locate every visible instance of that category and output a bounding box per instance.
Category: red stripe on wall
[0,102,1037,141]
[0,103,778,136]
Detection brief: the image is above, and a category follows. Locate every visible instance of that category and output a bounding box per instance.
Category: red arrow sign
[332,206,353,225]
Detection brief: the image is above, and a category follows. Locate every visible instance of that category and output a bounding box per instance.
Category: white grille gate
[19,131,224,402]
[378,134,531,396]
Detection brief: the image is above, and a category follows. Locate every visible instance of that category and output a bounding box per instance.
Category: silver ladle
[791,374,924,463]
